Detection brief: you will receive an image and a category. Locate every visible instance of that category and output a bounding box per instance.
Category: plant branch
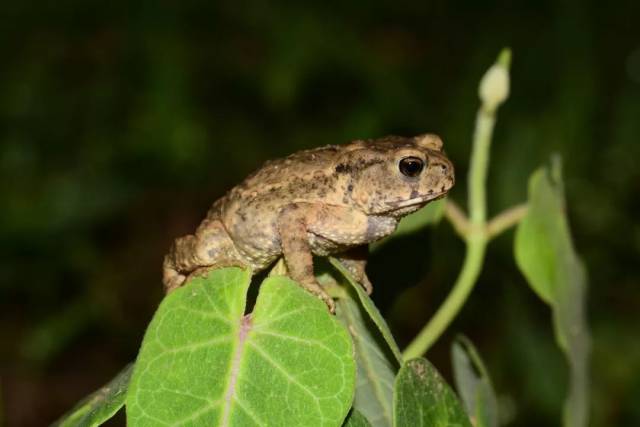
[444,200,471,239]
[486,203,528,240]
[402,239,487,359]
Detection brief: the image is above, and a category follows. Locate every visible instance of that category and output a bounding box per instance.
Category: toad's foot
[163,255,187,293]
[335,246,373,295]
[299,279,336,314]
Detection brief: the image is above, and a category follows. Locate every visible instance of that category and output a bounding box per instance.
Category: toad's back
[234,144,343,195]
[212,144,349,262]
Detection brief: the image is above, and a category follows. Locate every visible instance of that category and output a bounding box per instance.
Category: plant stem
[443,200,470,239]
[486,203,528,239]
[468,110,494,227]
[403,49,511,359]
[403,239,486,359]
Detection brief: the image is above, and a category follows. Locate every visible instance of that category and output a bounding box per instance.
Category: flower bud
[478,51,511,112]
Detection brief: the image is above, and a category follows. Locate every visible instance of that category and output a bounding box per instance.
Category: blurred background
[1,0,639,425]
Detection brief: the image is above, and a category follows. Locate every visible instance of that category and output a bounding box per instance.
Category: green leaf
[393,358,472,427]
[343,409,373,427]
[392,199,446,237]
[330,258,403,364]
[335,282,397,427]
[372,200,445,250]
[451,336,498,427]
[514,158,590,427]
[52,364,132,427]
[126,267,355,426]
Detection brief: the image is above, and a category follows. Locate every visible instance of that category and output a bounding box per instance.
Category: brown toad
[163,134,455,312]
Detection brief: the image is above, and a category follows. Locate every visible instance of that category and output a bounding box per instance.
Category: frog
[163,133,455,312]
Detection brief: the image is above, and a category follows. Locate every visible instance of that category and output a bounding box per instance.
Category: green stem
[486,203,528,239]
[403,49,511,358]
[443,200,470,239]
[402,112,495,359]
[402,239,486,358]
[469,110,494,227]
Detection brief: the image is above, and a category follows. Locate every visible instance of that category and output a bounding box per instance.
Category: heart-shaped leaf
[515,159,590,427]
[451,336,498,427]
[342,409,373,427]
[393,358,472,427]
[126,268,355,426]
[52,364,132,427]
[335,282,397,427]
[330,258,403,364]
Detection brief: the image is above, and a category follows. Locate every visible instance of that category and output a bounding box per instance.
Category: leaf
[394,199,446,237]
[52,364,132,427]
[330,258,403,364]
[126,267,355,426]
[514,158,590,427]
[451,336,498,427]
[335,282,397,427]
[393,358,472,427]
[342,409,373,427]
[372,200,445,250]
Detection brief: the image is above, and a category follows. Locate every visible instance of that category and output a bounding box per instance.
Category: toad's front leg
[305,205,397,295]
[334,246,373,295]
[277,204,336,313]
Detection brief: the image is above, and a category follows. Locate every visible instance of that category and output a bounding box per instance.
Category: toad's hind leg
[162,219,247,293]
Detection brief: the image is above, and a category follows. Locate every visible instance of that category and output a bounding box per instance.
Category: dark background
[1,1,639,426]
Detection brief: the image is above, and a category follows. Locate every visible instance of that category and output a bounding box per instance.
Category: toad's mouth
[382,191,448,213]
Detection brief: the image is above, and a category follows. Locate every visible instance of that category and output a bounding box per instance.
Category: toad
[163,134,455,312]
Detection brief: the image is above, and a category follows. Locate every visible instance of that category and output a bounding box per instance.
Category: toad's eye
[399,156,425,177]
